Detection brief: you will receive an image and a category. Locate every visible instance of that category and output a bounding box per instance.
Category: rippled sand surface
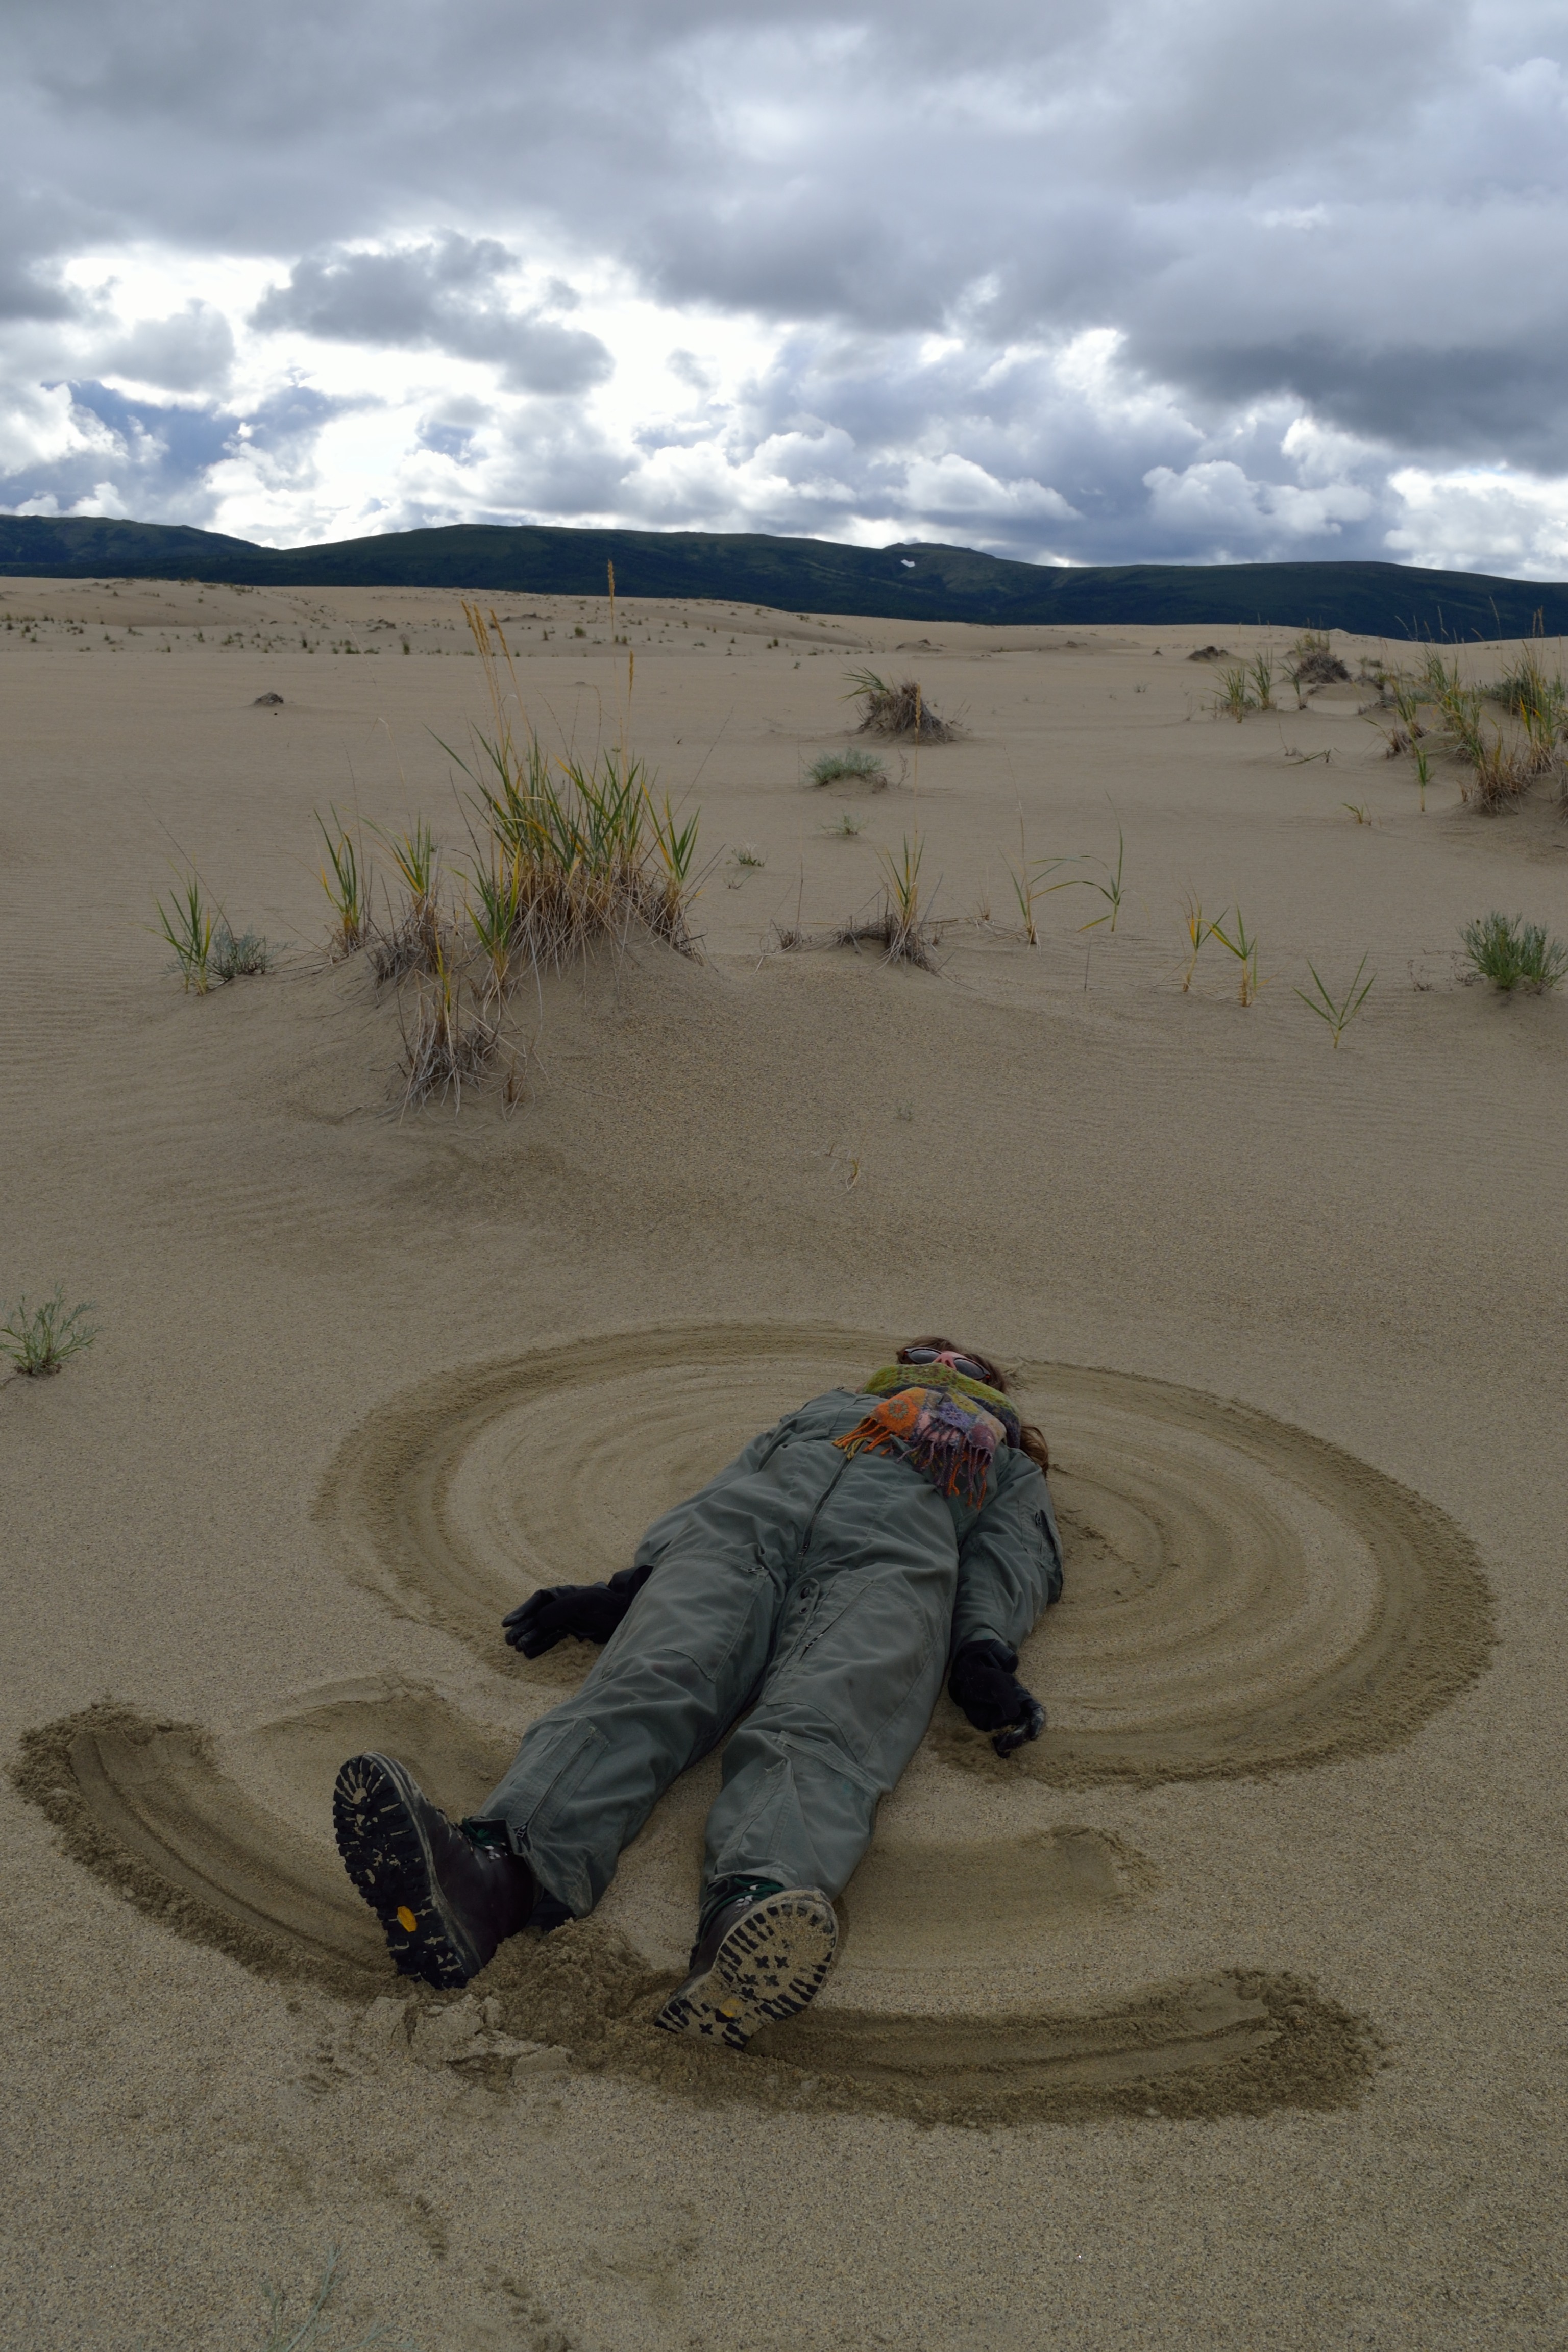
[4,578,1564,2348]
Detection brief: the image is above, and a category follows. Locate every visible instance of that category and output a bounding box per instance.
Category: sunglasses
[901,1348,995,1386]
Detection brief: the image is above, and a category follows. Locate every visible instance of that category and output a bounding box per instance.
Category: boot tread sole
[654,1890,837,2050]
[332,1751,482,1989]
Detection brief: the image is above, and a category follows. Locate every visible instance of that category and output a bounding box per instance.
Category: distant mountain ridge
[2,514,1565,639]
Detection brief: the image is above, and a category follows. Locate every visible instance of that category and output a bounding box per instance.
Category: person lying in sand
[333,1338,1062,2049]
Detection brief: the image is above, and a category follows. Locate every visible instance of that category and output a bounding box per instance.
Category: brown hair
[896,1335,1050,1477]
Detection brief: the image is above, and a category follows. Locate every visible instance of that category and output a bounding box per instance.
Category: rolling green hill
[1,514,1564,639]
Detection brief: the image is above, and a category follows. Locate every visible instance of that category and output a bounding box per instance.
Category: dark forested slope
[2,515,1563,638]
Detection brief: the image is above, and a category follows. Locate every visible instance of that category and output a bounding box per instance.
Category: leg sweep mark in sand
[13,1684,1380,2125]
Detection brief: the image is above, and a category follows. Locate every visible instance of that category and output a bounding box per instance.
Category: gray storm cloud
[1,0,1565,566]
[102,303,236,395]
[252,238,614,395]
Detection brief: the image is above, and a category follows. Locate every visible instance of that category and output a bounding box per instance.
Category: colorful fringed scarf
[833,1362,1021,1507]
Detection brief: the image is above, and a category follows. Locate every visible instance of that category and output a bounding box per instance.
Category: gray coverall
[479,1385,1063,1918]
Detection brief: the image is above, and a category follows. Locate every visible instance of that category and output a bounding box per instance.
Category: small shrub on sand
[1461,912,1567,993]
[733,842,767,869]
[1295,955,1375,1047]
[1289,632,1351,688]
[821,808,866,837]
[807,748,888,788]
[844,670,955,742]
[2,1286,99,1377]
[154,873,215,993]
[1248,652,1276,712]
[211,921,276,979]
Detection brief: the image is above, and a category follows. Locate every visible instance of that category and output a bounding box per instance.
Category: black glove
[948,1638,1046,1758]
[503,1564,652,1657]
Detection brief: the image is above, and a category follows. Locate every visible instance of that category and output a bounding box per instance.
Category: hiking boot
[333,1752,536,1989]
[655,1886,838,2050]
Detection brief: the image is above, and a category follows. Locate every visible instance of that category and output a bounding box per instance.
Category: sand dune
[4,578,1566,2348]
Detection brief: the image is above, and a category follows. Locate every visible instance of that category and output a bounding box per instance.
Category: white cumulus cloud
[0,1,1563,573]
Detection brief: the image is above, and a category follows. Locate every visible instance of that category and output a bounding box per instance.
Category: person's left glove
[503,1564,652,1657]
[948,1637,1046,1758]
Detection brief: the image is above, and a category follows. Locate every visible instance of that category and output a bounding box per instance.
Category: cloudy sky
[3,0,1567,572]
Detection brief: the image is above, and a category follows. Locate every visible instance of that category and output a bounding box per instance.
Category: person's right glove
[948,1637,1046,1758]
[502,1564,652,1657]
